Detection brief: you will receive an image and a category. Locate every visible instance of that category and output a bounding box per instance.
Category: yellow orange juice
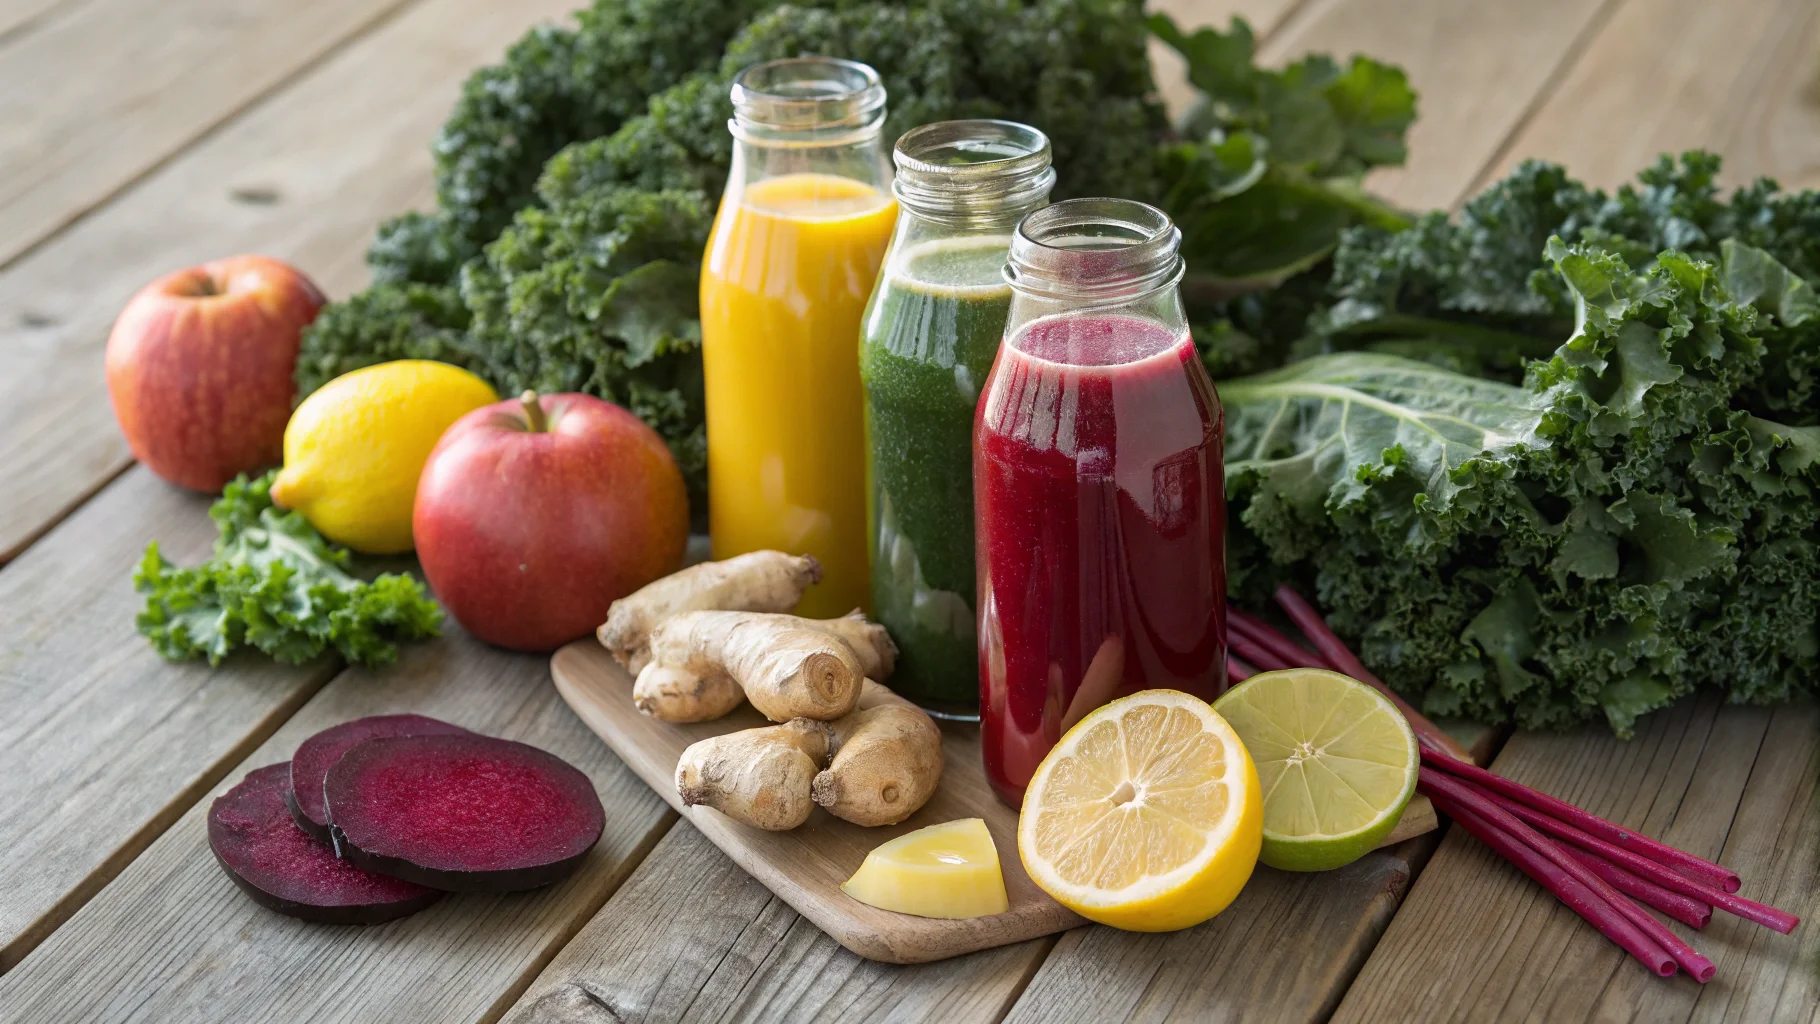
[700,172,897,616]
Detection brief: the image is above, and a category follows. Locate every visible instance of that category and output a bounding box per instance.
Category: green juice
[860,235,1013,714]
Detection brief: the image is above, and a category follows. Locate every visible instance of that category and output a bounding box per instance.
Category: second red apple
[414,391,688,652]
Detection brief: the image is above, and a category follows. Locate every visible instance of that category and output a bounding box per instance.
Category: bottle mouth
[893,120,1054,221]
[1005,198,1184,301]
[730,57,887,146]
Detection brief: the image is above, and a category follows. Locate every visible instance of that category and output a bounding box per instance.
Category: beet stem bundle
[1228,588,1800,979]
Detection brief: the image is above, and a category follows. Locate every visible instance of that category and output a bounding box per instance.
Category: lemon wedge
[841,818,1009,919]
[1017,689,1262,932]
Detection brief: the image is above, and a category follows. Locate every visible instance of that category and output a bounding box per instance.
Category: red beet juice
[974,311,1227,807]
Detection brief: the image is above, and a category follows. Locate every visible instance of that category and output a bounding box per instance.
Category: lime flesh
[1213,668,1418,872]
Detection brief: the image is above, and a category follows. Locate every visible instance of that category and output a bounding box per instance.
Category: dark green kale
[366,211,481,286]
[293,283,480,399]
[136,472,441,667]
[460,186,714,509]
[1223,240,1820,734]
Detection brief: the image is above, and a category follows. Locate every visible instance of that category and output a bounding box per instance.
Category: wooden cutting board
[551,639,1438,964]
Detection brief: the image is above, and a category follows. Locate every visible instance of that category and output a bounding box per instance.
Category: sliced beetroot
[324,733,605,892]
[287,714,471,843]
[209,763,443,924]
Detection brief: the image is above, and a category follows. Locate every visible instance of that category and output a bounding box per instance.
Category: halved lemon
[1016,689,1262,931]
[1213,668,1418,872]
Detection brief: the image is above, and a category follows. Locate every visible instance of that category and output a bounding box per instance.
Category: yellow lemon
[1017,689,1262,932]
[271,360,497,553]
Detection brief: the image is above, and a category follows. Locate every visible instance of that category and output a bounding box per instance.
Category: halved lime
[1213,668,1418,872]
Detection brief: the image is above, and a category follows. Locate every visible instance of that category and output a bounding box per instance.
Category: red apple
[414,391,689,652]
[105,255,326,492]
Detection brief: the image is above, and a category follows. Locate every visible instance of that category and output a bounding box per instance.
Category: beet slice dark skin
[287,714,472,844]
[209,763,444,924]
[324,733,606,893]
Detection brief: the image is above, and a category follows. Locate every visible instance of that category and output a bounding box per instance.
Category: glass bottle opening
[1005,198,1184,302]
[730,58,887,145]
[893,120,1054,223]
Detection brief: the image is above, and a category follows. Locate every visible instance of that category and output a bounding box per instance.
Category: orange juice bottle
[700,58,897,617]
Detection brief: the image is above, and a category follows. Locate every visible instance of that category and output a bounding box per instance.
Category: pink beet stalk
[1227,653,1258,683]
[1479,788,1799,934]
[1228,610,1328,670]
[1271,586,1474,762]
[1423,772,1710,981]
[1418,747,1741,893]
[1424,787,1675,977]
[1565,847,1712,930]
[1228,632,1290,673]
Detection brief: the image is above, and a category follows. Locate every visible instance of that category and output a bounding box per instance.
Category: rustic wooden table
[0,0,1816,1020]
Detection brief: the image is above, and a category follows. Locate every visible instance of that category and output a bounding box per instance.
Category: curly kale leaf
[293,283,480,399]
[136,472,441,668]
[432,0,762,253]
[461,186,713,507]
[366,211,481,287]
[1227,243,1820,734]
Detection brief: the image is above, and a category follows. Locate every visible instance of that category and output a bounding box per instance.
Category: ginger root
[814,680,944,826]
[675,719,832,831]
[598,551,820,673]
[634,610,899,724]
[631,664,744,723]
[645,611,864,722]
[673,680,943,830]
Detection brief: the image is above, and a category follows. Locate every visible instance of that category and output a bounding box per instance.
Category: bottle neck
[724,57,893,202]
[1001,198,1189,344]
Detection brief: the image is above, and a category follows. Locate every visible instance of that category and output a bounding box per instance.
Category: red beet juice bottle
[974,198,1226,808]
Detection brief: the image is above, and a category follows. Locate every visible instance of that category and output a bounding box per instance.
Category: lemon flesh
[1214,668,1418,872]
[271,360,497,554]
[841,818,1010,920]
[1017,690,1262,932]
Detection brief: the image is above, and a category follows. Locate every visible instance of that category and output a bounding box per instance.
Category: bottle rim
[1004,198,1185,302]
[729,57,887,147]
[892,120,1055,222]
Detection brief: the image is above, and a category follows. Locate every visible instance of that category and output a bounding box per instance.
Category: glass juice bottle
[700,58,897,618]
[859,120,1055,719]
[974,199,1228,807]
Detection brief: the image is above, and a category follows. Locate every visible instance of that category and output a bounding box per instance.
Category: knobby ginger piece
[598,551,820,672]
[675,719,832,830]
[632,663,744,723]
[813,680,943,826]
[646,611,863,722]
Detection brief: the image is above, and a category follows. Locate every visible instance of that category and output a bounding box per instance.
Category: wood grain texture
[1260,0,1619,210]
[0,627,674,1023]
[503,823,1051,1024]
[0,0,579,564]
[1002,848,1416,1023]
[551,641,1084,964]
[0,0,412,270]
[0,467,338,972]
[1331,695,1818,1022]
[0,0,74,41]
[1474,0,1820,193]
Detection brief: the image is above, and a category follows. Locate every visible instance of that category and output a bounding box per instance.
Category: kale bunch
[1222,239,1820,734]
[136,472,442,667]
[293,282,480,398]
[460,186,714,509]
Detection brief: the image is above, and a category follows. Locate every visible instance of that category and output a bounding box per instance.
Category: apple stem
[520,391,548,433]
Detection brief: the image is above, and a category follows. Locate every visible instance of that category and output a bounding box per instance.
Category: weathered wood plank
[1003,850,1415,1023]
[503,823,1050,1024]
[0,0,577,565]
[1330,696,1818,1022]
[0,0,414,270]
[0,626,674,1023]
[0,467,339,972]
[0,0,76,42]
[1474,0,1820,193]
[1260,0,1619,210]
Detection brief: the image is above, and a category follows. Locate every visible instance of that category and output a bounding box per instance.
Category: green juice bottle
[859,121,1054,718]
